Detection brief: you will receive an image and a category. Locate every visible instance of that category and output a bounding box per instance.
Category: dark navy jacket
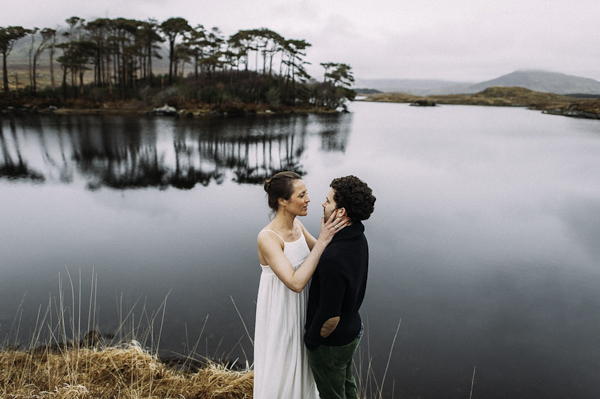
[304,222,368,350]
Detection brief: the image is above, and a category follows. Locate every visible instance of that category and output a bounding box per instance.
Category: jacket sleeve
[304,253,347,350]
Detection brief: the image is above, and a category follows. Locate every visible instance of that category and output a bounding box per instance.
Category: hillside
[355,70,600,96]
[461,70,600,95]
[364,86,576,105]
[354,78,473,96]
[362,86,600,119]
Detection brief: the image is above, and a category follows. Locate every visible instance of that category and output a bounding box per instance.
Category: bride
[254,171,347,399]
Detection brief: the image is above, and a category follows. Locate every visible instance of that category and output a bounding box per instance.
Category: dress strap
[262,229,286,243]
[261,221,301,244]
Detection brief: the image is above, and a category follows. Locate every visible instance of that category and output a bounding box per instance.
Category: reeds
[353,318,402,399]
[0,342,253,398]
[2,269,404,399]
[0,269,254,398]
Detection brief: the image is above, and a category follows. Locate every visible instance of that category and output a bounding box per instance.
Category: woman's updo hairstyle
[264,171,302,212]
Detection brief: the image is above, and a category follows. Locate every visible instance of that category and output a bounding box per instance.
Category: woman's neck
[272,210,296,232]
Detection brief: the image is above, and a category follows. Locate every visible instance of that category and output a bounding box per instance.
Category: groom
[304,175,376,399]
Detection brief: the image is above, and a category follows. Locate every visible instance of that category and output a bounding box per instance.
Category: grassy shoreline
[2,86,599,119]
[0,271,256,398]
[1,342,254,398]
[360,86,600,119]
[0,96,343,117]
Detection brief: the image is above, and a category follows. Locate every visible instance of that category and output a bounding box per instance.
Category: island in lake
[359,86,600,120]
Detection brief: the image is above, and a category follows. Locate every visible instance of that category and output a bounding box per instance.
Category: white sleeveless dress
[253,228,319,399]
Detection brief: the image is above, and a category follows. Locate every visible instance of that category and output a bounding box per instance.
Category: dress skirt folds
[253,231,318,399]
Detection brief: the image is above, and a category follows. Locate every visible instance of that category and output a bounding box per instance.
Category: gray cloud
[1,0,598,81]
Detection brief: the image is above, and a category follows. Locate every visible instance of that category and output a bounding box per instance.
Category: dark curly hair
[264,171,302,212]
[330,175,376,221]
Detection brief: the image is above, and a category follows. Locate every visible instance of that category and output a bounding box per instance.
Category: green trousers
[307,337,361,399]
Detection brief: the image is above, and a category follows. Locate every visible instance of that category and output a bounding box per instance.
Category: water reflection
[1,104,600,399]
[0,114,350,189]
[0,121,45,182]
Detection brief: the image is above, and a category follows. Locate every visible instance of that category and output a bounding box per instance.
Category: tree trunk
[28,38,34,93]
[107,52,112,95]
[62,67,68,100]
[168,39,175,84]
[50,47,56,90]
[2,54,9,92]
[147,45,153,84]
[79,71,84,95]
[32,56,37,93]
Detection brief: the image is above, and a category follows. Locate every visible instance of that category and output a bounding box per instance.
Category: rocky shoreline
[361,86,600,120]
[0,104,341,118]
[539,102,600,119]
[0,98,342,118]
[1,87,599,119]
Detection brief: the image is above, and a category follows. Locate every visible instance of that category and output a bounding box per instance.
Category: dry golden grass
[0,342,253,399]
[0,271,397,399]
[0,270,254,399]
[364,86,579,107]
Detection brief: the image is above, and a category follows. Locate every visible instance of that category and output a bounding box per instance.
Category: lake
[1,102,599,398]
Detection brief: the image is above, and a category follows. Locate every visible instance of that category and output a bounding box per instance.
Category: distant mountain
[353,78,474,96]
[356,70,600,96]
[460,70,600,95]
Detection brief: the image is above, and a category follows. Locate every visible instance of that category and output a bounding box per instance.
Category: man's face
[322,188,338,221]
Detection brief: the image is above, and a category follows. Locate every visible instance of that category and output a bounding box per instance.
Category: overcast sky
[2,0,599,82]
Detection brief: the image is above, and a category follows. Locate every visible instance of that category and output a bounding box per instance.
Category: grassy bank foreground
[0,334,392,399]
[0,272,256,399]
[0,342,253,398]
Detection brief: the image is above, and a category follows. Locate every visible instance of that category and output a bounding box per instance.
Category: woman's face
[283,179,310,216]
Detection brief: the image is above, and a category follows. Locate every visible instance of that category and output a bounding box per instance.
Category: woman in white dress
[254,171,348,399]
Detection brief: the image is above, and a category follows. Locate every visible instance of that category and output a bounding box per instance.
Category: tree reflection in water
[0,114,350,188]
[0,120,45,182]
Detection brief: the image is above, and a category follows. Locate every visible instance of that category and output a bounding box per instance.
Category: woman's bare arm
[257,210,347,293]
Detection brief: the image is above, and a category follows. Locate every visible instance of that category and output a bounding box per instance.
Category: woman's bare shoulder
[257,227,283,246]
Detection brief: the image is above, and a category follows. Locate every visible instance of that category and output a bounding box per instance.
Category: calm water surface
[1,102,600,398]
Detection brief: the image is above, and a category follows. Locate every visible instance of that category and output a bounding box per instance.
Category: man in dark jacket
[304,175,376,399]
